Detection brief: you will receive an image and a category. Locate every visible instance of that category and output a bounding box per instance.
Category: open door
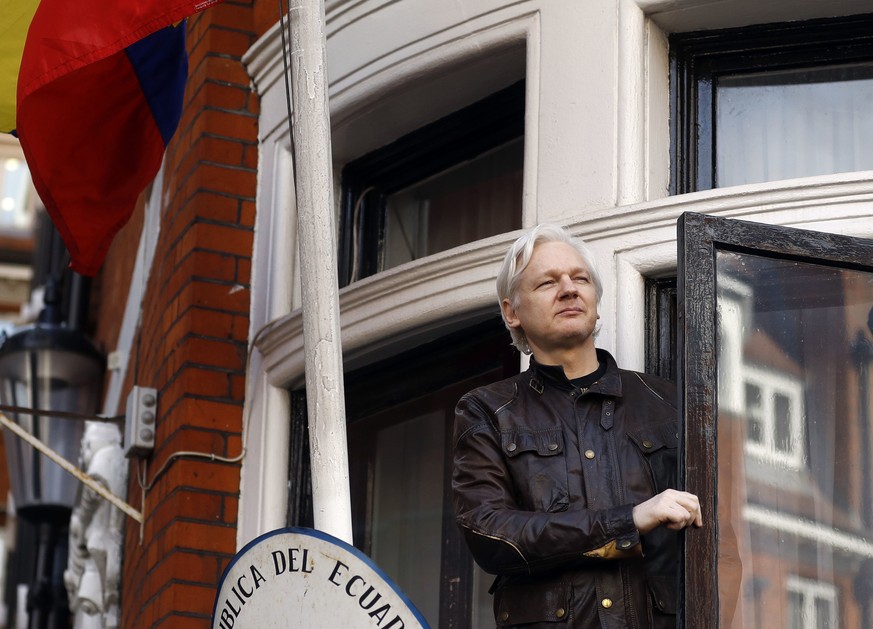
[678,212,873,628]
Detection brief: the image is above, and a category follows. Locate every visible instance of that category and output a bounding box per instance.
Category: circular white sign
[212,527,429,628]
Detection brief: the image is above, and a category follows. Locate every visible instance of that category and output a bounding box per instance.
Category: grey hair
[496,223,603,354]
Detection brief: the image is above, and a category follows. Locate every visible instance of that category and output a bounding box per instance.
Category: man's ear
[501,298,521,329]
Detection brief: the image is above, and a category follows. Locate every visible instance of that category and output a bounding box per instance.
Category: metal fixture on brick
[123,386,157,458]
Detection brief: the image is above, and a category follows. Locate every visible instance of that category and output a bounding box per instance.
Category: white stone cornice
[254,172,873,390]
[571,171,873,243]
[244,1,536,155]
[635,0,870,32]
[256,234,512,388]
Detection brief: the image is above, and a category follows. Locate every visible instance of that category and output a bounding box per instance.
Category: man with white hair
[453,223,701,628]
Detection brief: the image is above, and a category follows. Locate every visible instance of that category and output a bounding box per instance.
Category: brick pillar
[119,2,258,626]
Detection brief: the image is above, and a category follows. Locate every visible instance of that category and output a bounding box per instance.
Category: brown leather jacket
[453,349,680,628]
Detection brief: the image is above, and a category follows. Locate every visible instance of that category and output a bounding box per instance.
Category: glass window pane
[786,589,803,629]
[815,597,833,628]
[371,410,445,626]
[745,383,764,444]
[715,63,873,187]
[716,250,873,628]
[383,138,523,270]
[340,79,524,285]
[773,392,792,454]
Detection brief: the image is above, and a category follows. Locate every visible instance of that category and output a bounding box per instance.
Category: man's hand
[632,489,702,534]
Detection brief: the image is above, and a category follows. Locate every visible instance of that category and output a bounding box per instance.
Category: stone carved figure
[65,422,125,629]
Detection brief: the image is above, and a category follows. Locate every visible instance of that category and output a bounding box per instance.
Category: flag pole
[287,0,353,543]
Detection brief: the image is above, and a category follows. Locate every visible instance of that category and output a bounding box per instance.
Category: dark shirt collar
[528,348,623,396]
[571,360,607,390]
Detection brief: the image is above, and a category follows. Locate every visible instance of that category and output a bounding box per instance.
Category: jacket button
[555,608,566,619]
[584,449,596,459]
[498,611,509,622]
[619,539,633,549]
[506,443,517,452]
[601,598,613,609]
[548,443,559,451]
[642,440,654,449]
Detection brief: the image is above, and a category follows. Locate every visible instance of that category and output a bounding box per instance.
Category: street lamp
[0,286,103,629]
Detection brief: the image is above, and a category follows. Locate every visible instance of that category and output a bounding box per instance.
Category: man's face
[502,241,599,359]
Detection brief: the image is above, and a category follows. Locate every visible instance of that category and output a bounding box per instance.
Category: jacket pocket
[626,423,678,493]
[501,429,569,513]
[494,579,572,625]
[647,574,678,615]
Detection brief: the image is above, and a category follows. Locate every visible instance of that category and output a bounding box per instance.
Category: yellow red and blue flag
[1,0,221,275]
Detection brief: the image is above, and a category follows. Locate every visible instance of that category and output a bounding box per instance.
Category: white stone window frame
[239,0,873,548]
[241,1,544,546]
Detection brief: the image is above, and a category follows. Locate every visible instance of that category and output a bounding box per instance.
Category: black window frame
[338,80,525,286]
[670,13,873,195]
[676,211,873,627]
[645,277,677,382]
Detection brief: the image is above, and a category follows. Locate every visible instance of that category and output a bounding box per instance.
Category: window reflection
[787,576,838,629]
[741,364,805,468]
[716,250,873,628]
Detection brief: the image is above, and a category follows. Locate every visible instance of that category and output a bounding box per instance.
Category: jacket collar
[528,348,623,397]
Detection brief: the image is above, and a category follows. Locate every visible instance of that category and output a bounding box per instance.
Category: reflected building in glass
[716,252,873,628]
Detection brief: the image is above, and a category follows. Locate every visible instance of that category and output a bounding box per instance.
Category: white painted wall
[238,0,873,546]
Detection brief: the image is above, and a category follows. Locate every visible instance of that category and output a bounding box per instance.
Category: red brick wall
[117,2,260,626]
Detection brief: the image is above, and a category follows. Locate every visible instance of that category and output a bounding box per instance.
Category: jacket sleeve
[452,393,642,576]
